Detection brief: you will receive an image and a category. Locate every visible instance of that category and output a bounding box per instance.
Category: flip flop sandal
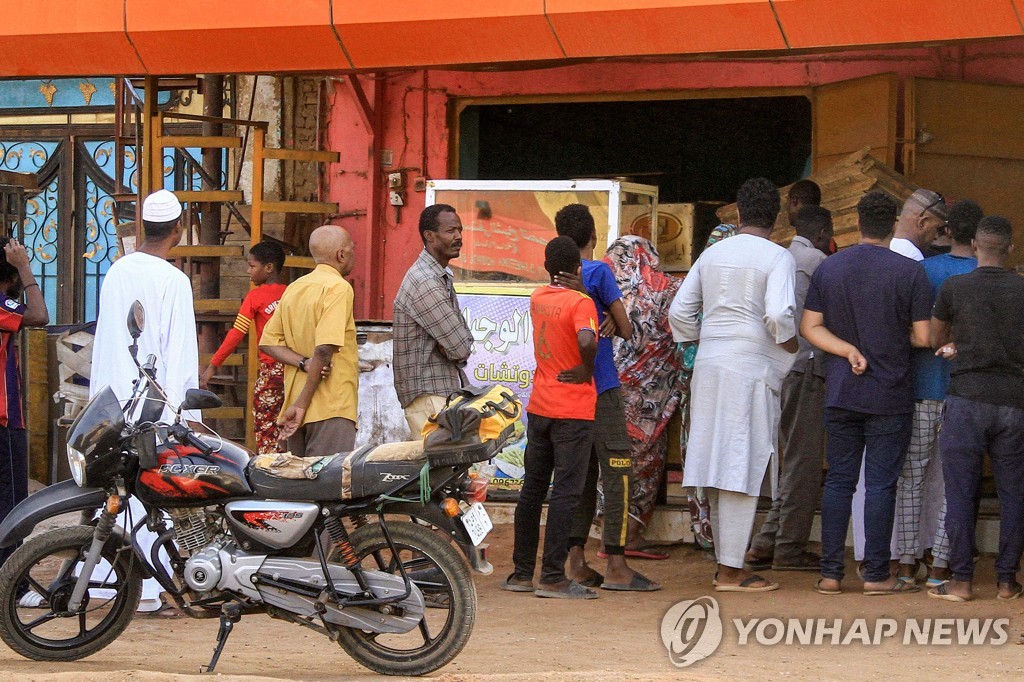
[715,575,779,593]
[535,581,599,600]
[928,583,969,602]
[897,575,918,586]
[997,581,1023,601]
[746,557,773,572]
[813,578,842,596]
[925,577,949,588]
[601,573,662,592]
[623,546,670,560]
[598,545,670,560]
[577,573,604,588]
[864,581,921,596]
[499,574,536,593]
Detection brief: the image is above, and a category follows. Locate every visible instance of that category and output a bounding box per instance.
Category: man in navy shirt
[802,191,932,596]
[895,199,981,586]
[555,204,660,592]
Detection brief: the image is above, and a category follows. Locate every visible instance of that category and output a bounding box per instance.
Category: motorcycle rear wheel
[0,525,142,661]
[335,520,477,676]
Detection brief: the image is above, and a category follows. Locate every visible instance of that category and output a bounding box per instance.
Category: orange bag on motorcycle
[421,384,522,466]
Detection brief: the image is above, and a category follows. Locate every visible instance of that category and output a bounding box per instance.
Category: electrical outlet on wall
[389,190,405,206]
[387,172,404,189]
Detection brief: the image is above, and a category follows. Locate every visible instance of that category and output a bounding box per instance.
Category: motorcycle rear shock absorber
[325,516,359,569]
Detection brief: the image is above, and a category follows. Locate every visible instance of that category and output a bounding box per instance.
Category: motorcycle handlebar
[167,423,213,457]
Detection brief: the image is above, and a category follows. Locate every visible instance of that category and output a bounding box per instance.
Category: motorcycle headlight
[67,446,87,487]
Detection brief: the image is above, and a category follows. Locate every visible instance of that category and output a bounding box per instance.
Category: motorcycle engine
[184,541,225,592]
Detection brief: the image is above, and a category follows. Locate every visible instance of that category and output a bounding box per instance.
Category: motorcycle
[0,300,512,676]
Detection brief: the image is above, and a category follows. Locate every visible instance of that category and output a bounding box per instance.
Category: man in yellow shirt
[260,225,358,456]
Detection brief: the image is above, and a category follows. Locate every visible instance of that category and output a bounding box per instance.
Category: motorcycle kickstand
[201,602,242,673]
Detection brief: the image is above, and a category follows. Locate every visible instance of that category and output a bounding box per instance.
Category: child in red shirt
[503,236,599,599]
[0,239,49,570]
[201,242,287,454]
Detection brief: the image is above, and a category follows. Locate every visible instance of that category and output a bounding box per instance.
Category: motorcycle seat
[247,441,427,501]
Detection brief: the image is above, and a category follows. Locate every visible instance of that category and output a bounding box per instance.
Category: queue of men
[2,181,1017,611]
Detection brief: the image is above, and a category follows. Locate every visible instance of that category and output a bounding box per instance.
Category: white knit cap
[141,189,182,222]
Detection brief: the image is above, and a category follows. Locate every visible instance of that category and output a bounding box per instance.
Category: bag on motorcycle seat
[421,384,522,467]
[250,451,328,480]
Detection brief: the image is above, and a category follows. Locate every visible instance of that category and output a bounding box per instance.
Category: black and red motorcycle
[0,301,511,676]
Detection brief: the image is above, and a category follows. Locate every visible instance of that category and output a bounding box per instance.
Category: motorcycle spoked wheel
[334,520,477,676]
[0,525,143,661]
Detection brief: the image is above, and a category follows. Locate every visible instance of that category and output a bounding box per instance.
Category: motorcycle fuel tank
[224,500,321,550]
[136,435,254,507]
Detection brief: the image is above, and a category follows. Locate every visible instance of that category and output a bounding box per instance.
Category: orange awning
[2,0,1023,76]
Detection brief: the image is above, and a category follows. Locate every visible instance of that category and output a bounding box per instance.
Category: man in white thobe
[90,189,199,615]
[669,178,797,593]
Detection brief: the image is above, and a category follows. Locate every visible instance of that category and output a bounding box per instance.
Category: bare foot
[817,577,842,592]
[863,577,902,592]
[604,554,637,586]
[896,562,918,581]
[716,564,775,589]
[567,546,602,585]
[939,579,973,601]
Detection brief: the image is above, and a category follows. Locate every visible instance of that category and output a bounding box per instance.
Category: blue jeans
[820,408,912,582]
[940,395,1024,583]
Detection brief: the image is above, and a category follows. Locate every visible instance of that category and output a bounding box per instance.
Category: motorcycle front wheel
[335,520,477,676]
[0,525,143,661]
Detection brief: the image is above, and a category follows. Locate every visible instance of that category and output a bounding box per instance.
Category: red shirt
[211,283,288,366]
[526,285,598,421]
[0,296,25,429]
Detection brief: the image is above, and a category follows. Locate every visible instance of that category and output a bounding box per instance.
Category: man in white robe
[669,178,797,593]
[90,189,199,615]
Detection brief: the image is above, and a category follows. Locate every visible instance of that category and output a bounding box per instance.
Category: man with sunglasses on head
[891,189,949,262]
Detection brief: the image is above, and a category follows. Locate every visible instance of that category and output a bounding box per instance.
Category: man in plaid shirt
[393,204,474,435]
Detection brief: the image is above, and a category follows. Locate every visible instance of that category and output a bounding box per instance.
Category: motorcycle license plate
[460,503,492,546]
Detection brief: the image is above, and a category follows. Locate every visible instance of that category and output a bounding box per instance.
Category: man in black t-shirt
[802,191,932,597]
[928,216,1024,603]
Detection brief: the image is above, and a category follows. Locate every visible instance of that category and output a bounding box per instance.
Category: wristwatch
[298,357,309,372]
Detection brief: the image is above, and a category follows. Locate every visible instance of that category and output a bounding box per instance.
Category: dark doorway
[458,96,812,204]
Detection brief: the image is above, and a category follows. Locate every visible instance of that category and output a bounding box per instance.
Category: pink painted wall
[325,37,1024,319]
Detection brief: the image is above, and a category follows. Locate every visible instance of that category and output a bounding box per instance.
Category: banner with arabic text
[457,292,534,495]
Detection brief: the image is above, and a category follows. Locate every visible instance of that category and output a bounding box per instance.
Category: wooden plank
[194,299,241,313]
[262,148,339,163]
[261,201,338,214]
[202,407,246,420]
[0,170,37,190]
[169,245,244,258]
[162,135,242,149]
[174,190,244,203]
[25,329,49,483]
[200,353,244,366]
[284,256,317,269]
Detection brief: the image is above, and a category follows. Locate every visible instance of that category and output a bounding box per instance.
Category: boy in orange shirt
[200,242,288,454]
[502,236,599,599]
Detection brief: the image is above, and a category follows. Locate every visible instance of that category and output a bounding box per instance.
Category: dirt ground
[2,523,1023,681]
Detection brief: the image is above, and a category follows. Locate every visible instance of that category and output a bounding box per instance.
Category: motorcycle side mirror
[180,388,222,411]
[127,301,146,339]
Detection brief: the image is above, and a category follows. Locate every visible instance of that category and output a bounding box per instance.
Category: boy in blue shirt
[555,204,660,592]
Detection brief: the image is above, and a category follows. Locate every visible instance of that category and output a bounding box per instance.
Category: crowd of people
[0,176,1021,613]
[502,179,1024,602]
